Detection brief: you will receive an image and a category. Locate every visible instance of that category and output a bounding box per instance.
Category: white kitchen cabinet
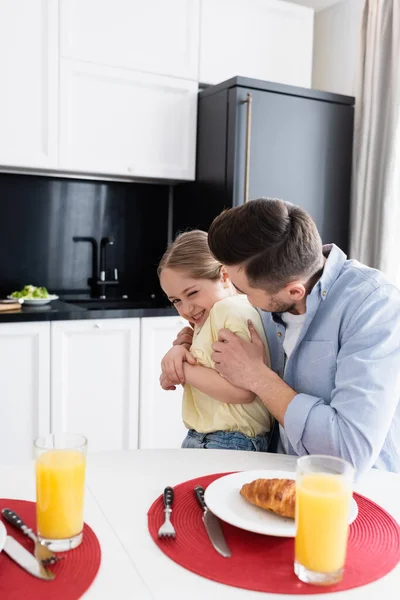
[59,60,198,180]
[199,0,314,88]
[0,322,50,465]
[139,317,188,449]
[0,0,58,169]
[51,319,140,452]
[60,0,200,81]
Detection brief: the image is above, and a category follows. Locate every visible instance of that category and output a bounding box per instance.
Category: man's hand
[211,320,268,390]
[212,320,296,425]
[161,345,196,385]
[172,326,194,350]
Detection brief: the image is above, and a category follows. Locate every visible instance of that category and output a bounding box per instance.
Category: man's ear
[286,281,306,301]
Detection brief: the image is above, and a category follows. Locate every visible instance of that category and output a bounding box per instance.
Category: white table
[1,450,399,600]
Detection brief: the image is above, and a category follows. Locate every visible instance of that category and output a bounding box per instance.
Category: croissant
[240,478,296,519]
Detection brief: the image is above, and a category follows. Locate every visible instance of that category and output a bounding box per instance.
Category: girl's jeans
[182,429,271,452]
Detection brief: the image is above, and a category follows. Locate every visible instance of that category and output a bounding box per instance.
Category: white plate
[7,295,58,306]
[204,469,359,538]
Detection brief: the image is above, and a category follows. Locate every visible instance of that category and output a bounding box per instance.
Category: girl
[158,230,274,451]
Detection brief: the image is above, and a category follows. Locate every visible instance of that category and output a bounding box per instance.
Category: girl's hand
[161,345,196,385]
[159,373,177,391]
[172,326,194,350]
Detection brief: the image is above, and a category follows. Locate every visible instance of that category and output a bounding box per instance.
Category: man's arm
[183,363,255,404]
[281,285,400,473]
[213,287,400,473]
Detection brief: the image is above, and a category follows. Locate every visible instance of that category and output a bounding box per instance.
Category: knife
[194,485,231,558]
[2,508,59,566]
[0,522,55,580]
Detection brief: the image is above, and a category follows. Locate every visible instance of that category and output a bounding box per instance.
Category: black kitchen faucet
[73,235,120,298]
[99,236,119,299]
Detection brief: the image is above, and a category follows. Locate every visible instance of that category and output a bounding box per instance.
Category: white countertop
[1,450,399,600]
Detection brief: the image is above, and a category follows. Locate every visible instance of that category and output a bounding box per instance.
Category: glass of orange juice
[34,433,87,552]
[295,455,354,586]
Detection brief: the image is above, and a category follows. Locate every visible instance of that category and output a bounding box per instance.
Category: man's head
[207,198,324,313]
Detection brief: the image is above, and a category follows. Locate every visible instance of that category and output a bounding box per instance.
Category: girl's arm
[183,363,256,405]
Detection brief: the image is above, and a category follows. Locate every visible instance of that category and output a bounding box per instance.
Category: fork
[2,508,60,566]
[158,486,176,539]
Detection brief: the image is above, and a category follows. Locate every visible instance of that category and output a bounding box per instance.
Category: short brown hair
[208,198,323,291]
[158,230,222,281]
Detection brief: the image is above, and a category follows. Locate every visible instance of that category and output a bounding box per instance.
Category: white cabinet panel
[59,61,198,180]
[200,0,314,87]
[0,0,58,169]
[60,0,200,80]
[0,322,50,465]
[51,319,140,452]
[140,317,188,449]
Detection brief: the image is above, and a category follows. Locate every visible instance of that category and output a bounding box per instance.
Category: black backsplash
[0,174,170,305]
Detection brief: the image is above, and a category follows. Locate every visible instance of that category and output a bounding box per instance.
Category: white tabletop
[1,450,399,600]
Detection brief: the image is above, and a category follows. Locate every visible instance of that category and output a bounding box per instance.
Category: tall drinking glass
[34,433,87,552]
[295,455,354,586]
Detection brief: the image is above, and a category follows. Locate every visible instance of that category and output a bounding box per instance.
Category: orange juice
[295,473,351,573]
[36,449,86,540]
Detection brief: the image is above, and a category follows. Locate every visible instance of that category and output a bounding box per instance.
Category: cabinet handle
[241,92,253,204]
[94,323,101,329]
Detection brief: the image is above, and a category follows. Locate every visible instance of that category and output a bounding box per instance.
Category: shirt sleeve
[211,301,270,358]
[190,303,254,368]
[284,284,400,474]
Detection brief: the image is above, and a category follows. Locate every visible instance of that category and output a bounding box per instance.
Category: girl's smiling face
[160,268,234,328]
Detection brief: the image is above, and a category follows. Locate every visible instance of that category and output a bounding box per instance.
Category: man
[172,198,400,474]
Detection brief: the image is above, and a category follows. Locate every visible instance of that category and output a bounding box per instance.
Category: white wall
[312,0,364,97]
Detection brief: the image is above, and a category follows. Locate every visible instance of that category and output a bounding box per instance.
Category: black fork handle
[163,486,174,509]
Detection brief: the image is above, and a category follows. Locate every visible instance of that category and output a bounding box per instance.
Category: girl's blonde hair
[158,230,222,280]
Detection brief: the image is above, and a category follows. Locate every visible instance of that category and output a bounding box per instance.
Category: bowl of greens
[8,285,58,306]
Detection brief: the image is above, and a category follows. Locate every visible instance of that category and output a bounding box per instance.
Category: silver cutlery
[158,486,176,539]
[194,485,231,558]
[2,508,60,566]
[0,521,55,580]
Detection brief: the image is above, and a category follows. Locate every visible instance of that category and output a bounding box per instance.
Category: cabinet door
[59,61,197,180]
[60,0,200,80]
[0,322,50,465]
[51,319,140,452]
[200,0,313,87]
[0,0,58,169]
[139,317,188,449]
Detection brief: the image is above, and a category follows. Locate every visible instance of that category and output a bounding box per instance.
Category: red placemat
[0,499,101,600]
[148,472,400,595]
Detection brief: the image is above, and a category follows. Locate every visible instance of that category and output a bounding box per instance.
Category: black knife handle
[194,485,207,510]
[2,508,29,532]
[163,486,174,509]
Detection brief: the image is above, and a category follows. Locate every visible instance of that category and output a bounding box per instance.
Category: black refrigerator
[173,77,354,253]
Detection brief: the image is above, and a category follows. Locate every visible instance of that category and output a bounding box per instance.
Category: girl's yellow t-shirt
[182,294,273,438]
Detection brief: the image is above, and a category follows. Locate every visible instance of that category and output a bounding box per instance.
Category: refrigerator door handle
[241,92,253,203]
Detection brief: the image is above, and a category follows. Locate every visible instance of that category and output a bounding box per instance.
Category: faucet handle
[101,236,115,246]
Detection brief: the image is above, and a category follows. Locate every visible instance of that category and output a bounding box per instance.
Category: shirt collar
[315,244,347,300]
[269,244,347,323]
